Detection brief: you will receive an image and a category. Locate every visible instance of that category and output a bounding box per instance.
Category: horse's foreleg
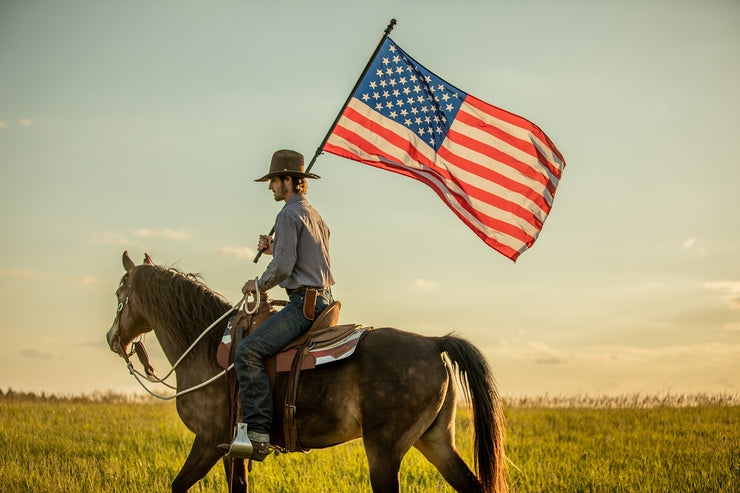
[222,457,248,493]
[171,434,223,493]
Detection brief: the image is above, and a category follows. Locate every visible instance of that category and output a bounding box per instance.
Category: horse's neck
[151,324,215,386]
[151,325,187,365]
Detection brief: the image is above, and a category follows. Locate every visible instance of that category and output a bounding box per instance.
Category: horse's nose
[106,325,123,355]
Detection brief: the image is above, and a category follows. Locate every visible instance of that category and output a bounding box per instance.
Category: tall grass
[1,391,738,492]
[505,392,740,409]
[506,406,739,492]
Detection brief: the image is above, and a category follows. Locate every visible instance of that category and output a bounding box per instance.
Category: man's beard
[272,182,287,201]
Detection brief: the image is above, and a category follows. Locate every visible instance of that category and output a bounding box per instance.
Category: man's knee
[234,339,263,370]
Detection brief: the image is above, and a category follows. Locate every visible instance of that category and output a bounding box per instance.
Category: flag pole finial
[385,19,397,35]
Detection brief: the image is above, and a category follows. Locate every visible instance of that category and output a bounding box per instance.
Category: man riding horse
[225,149,335,461]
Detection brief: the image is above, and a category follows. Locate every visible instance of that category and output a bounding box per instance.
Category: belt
[286,286,329,295]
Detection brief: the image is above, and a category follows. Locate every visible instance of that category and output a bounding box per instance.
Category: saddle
[220,299,367,453]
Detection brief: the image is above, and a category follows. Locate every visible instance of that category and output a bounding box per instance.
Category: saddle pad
[275,326,367,372]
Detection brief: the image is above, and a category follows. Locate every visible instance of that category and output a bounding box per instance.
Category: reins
[121,282,261,400]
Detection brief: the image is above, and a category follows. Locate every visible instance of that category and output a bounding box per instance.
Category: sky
[1,0,738,397]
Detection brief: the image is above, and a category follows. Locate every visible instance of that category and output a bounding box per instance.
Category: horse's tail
[440,334,508,493]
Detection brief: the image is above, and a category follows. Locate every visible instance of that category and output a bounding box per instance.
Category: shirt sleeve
[257,208,299,291]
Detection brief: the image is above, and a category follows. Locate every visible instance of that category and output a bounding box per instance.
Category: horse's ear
[143,253,153,265]
[122,251,136,273]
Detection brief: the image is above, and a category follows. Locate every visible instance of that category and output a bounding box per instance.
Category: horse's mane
[130,264,232,357]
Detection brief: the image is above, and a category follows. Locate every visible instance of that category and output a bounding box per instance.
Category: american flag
[323,38,566,261]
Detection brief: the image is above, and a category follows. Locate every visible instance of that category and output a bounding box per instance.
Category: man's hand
[257,234,274,256]
[242,279,257,295]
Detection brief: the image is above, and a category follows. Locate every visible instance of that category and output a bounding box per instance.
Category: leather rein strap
[133,341,156,378]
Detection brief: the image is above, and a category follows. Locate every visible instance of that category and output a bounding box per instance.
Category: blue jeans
[234,288,333,435]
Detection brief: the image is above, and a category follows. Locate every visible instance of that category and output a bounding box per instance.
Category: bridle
[113,279,262,400]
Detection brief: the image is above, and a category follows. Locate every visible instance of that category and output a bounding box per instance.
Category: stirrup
[219,423,254,459]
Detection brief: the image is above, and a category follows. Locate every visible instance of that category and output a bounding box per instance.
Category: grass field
[1,391,739,492]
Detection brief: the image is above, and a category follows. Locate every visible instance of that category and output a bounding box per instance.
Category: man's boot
[246,430,272,461]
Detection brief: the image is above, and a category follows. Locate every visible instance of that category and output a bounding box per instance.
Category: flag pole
[253,18,398,263]
[304,18,397,175]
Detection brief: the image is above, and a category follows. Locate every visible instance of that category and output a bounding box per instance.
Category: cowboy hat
[254,149,321,182]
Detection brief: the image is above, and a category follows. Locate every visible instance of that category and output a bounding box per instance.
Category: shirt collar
[286,194,306,206]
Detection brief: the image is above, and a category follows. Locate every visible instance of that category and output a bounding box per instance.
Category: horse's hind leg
[414,383,483,492]
[171,434,224,493]
[415,437,482,493]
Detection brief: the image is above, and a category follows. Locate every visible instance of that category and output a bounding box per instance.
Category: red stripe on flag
[335,106,544,228]
[330,107,539,242]
[438,135,554,212]
[324,141,524,260]
[444,128,557,201]
[326,115,536,247]
[465,96,564,179]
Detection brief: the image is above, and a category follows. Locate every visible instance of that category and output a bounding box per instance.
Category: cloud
[492,339,740,367]
[704,281,740,293]
[529,342,570,365]
[533,352,569,365]
[493,340,571,365]
[413,278,437,290]
[92,228,190,247]
[683,237,706,254]
[0,118,47,128]
[724,322,740,331]
[163,229,191,240]
[569,342,740,365]
[134,229,158,239]
[7,269,51,280]
[82,338,109,350]
[135,228,191,241]
[220,246,255,259]
[20,348,64,360]
[715,378,738,391]
[78,275,104,286]
[704,281,740,309]
[631,281,666,292]
[4,271,98,286]
[90,232,132,245]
